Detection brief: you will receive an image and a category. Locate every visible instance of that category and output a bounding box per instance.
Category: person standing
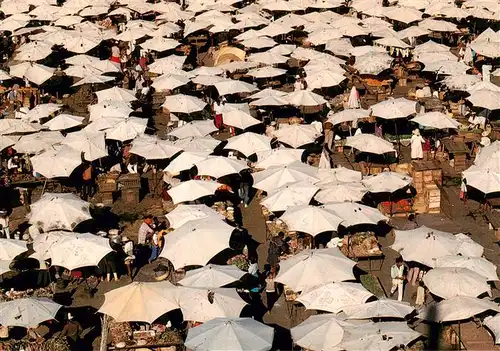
[213,98,224,132]
[265,270,278,312]
[81,163,93,200]
[460,177,467,204]
[138,216,154,245]
[390,257,406,301]
[122,236,135,281]
[148,231,160,264]
[60,313,83,348]
[410,129,424,160]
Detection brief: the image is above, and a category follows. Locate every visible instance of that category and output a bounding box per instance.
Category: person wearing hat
[110,42,120,64]
[294,75,303,92]
[410,129,424,160]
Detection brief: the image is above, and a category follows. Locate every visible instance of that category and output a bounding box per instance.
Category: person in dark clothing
[60,313,83,347]
[267,232,288,268]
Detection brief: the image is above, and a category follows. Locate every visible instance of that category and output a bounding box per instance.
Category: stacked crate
[118,173,141,205]
[410,161,442,213]
[424,183,441,213]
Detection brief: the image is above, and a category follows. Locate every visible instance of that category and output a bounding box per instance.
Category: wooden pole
[99,314,109,351]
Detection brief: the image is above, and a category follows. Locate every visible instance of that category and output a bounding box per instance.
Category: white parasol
[484,314,500,344]
[164,151,208,174]
[362,172,412,193]
[28,192,91,232]
[165,204,223,229]
[253,162,319,193]
[422,267,491,299]
[0,298,61,328]
[168,180,221,204]
[159,218,234,268]
[98,281,180,323]
[222,110,262,130]
[195,156,248,178]
[255,149,303,169]
[14,131,64,154]
[173,136,220,153]
[43,114,85,131]
[323,202,387,227]
[30,146,82,178]
[178,287,247,322]
[95,87,136,103]
[275,248,356,291]
[274,124,320,148]
[130,135,181,160]
[9,62,54,85]
[435,255,498,281]
[49,233,112,270]
[63,130,108,161]
[345,134,395,154]
[391,226,459,267]
[314,181,368,203]
[343,299,414,319]
[185,317,274,351]
[280,205,343,236]
[260,181,319,212]
[0,239,28,261]
[297,282,373,312]
[224,132,271,156]
[371,97,417,119]
[417,296,499,322]
[179,264,246,288]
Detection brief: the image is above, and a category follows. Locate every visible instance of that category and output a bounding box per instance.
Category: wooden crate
[100,191,114,206]
[424,183,441,213]
[121,188,140,204]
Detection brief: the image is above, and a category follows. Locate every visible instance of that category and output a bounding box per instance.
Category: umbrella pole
[41,178,48,196]
[457,321,461,350]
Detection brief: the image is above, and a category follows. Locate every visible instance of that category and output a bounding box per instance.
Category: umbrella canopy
[391,226,459,267]
[16,41,53,61]
[224,132,271,156]
[0,298,61,328]
[214,80,257,95]
[185,317,274,351]
[165,204,223,229]
[152,74,191,91]
[275,248,356,291]
[162,94,207,114]
[455,233,484,257]
[72,74,114,87]
[0,135,19,151]
[417,296,499,322]
[323,202,387,227]
[173,136,220,153]
[362,172,412,193]
[63,130,107,161]
[422,267,491,299]
[247,66,287,78]
[0,239,28,260]
[343,299,414,319]
[179,264,246,288]
[178,287,247,322]
[168,120,217,139]
[195,156,248,178]
[280,205,343,236]
[21,103,62,123]
[32,231,75,261]
[297,282,373,312]
[28,193,91,232]
[164,151,209,174]
[129,135,181,160]
[255,149,304,169]
[261,181,319,212]
[30,146,82,178]
[354,52,393,75]
[285,90,327,106]
[314,181,368,203]
[159,218,234,268]
[10,62,54,85]
[98,281,180,323]
[253,162,320,193]
[49,233,112,270]
[95,87,136,103]
[462,166,500,194]
[371,97,417,119]
[484,314,500,344]
[140,37,180,52]
[339,321,420,351]
[411,112,462,129]
[291,314,356,351]
[435,255,498,281]
[466,89,500,110]
[168,180,221,204]
[327,109,371,125]
[345,134,395,154]
[43,114,85,131]
[14,131,64,154]
[223,110,261,130]
[316,167,363,184]
[274,124,320,148]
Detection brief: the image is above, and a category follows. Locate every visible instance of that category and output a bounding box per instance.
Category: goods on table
[211,201,234,222]
[340,233,382,258]
[227,254,249,271]
[0,287,54,302]
[284,284,298,301]
[265,219,288,237]
[157,329,183,345]
[108,319,133,346]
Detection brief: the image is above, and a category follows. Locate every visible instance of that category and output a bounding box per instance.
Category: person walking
[60,313,83,349]
[265,270,278,313]
[390,257,406,301]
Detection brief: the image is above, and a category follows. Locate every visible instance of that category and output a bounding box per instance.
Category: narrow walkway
[458,321,500,351]
[241,195,268,270]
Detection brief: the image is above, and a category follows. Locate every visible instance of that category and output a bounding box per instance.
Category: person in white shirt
[390,257,406,301]
[294,75,303,91]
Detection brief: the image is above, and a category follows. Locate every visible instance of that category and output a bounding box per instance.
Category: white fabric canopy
[275,248,356,291]
[165,204,223,229]
[343,299,414,319]
[179,264,246,288]
[159,218,234,268]
[224,132,271,156]
[422,267,491,299]
[345,134,395,154]
[195,156,248,178]
[417,296,499,322]
[260,181,319,212]
[253,162,319,193]
[0,298,61,328]
[98,281,180,323]
[281,205,343,236]
[168,180,221,204]
[297,282,373,312]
